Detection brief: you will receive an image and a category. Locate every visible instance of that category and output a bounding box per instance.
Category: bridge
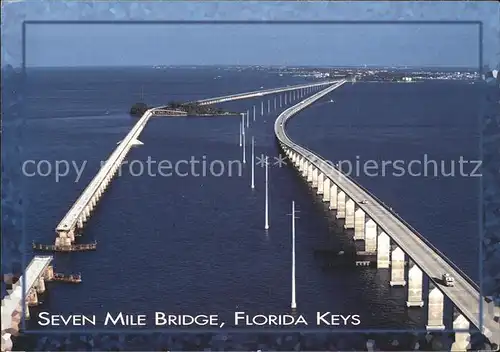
[51,80,332,249]
[274,81,499,350]
[187,80,335,106]
[1,256,54,351]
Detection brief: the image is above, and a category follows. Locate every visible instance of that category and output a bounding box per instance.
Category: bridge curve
[274,81,499,345]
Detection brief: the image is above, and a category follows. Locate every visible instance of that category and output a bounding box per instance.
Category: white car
[442,273,455,287]
[360,199,368,204]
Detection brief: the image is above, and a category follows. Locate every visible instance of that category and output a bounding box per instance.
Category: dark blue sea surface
[8,68,481,336]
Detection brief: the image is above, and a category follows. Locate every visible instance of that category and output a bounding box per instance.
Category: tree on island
[130,102,148,116]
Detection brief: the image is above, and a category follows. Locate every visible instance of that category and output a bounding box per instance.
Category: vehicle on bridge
[441,273,455,287]
[360,199,369,204]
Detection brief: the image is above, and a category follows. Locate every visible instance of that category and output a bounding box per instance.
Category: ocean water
[4,68,482,338]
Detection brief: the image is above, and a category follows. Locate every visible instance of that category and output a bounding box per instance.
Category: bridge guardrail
[276,83,480,293]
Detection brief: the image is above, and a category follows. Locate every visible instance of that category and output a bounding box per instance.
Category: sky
[26,22,481,68]
[2,1,498,68]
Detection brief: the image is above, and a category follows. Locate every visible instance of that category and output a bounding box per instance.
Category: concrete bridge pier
[285,93,287,105]
[364,218,377,252]
[390,246,406,286]
[44,265,54,281]
[336,190,346,218]
[35,277,46,294]
[317,173,324,194]
[329,183,338,210]
[426,285,445,330]
[376,231,390,268]
[322,178,331,202]
[312,168,319,188]
[267,100,271,113]
[406,262,424,307]
[27,289,38,307]
[274,97,277,110]
[307,164,314,182]
[451,311,471,351]
[344,198,355,228]
[299,158,306,176]
[261,101,264,115]
[280,94,282,107]
[354,206,365,239]
[77,218,84,229]
[24,302,30,320]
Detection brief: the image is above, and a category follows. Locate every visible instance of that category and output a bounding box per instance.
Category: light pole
[264,156,269,230]
[251,137,255,189]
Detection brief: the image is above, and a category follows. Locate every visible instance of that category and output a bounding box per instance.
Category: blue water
[6,68,482,337]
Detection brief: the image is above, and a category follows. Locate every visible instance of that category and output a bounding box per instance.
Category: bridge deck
[188,80,336,105]
[55,109,154,233]
[1,256,53,332]
[275,82,499,343]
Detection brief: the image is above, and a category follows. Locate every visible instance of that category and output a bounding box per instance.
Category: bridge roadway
[189,80,338,106]
[1,256,53,345]
[274,81,499,344]
[54,80,332,244]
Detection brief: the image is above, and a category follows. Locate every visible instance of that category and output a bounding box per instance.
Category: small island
[129,101,238,117]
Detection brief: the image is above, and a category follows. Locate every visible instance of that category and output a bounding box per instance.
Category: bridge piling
[450,311,471,351]
[253,105,256,121]
[274,97,277,110]
[317,173,324,194]
[390,246,406,286]
[300,159,307,177]
[285,93,287,105]
[261,101,264,115]
[312,168,319,188]
[354,207,365,239]
[35,277,45,294]
[406,263,424,307]
[268,100,271,114]
[27,290,38,307]
[322,178,331,202]
[376,231,390,268]
[344,198,355,228]
[426,285,446,330]
[364,218,377,252]
[280,94,282,107]
[336,190,346,218]
[329,184,338,210]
